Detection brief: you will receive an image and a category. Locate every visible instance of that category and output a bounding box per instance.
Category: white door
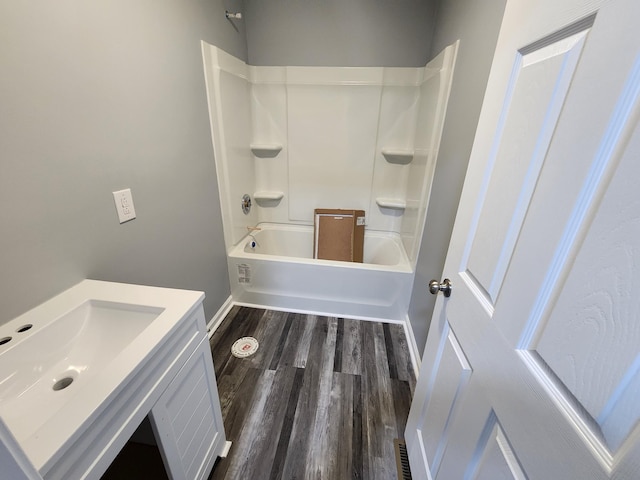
[406,0,640,478]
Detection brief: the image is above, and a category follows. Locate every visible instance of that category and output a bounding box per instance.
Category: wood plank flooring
[208,306,416,480]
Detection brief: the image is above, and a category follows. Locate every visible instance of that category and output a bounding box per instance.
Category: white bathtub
[227,223,414,321]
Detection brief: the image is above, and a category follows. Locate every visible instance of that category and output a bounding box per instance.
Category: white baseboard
[207,295,234,339]
[231,300,406,325]
[403,313,422,377]
[219,441,233,458]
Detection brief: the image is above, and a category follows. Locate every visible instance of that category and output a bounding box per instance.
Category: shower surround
[202,43,456,320]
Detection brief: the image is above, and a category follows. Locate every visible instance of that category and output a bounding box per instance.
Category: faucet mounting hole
[53,377,74,391]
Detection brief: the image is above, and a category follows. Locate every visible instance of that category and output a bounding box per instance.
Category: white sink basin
[0,300,163,445]
[0,280,205,473]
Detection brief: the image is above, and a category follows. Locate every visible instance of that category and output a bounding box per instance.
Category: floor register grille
[394,439,413,480]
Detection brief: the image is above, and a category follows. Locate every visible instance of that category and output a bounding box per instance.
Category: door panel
[407,318,474,480]
[465,25,590,306]
[467,413,527,480]
[525,114,640,456]
[406,0,640,478]
[417,324,472,477]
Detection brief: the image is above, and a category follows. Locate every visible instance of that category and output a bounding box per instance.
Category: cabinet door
[150,336,226,480]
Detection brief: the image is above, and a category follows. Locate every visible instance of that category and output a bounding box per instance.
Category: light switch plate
[112,188,136,224]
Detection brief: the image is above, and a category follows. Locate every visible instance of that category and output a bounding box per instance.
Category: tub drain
[231,337,259,358]
[53,377,74,391]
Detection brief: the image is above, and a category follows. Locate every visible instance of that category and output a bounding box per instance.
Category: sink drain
[53,377,74,391]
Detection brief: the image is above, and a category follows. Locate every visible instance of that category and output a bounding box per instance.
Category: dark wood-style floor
[208,306,416,480]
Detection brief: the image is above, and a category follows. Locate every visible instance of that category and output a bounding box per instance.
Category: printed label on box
[357,216,366,226]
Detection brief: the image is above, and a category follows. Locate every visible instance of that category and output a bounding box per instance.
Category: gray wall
[0,1,246,325]
[408,0,507,353]
[244,0,437,67]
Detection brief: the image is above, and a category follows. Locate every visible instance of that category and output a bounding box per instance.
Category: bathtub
[227,223,414,321]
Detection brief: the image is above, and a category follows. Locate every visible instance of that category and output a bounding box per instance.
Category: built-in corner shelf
[254,191,284,202]
[250,144,283,158]
[381,149,414,165]
[376,198,406,211]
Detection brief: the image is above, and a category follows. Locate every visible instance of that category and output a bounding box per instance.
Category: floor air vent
[394,439,412,480]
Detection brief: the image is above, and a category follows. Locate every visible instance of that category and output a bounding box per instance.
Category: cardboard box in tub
[313,209,365,263]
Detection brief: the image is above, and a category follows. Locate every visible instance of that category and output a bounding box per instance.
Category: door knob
[429,278,452,297]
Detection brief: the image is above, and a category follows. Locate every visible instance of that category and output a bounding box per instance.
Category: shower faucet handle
[241,194,252,214]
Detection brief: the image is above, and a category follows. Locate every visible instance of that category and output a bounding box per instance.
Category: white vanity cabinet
[150,333,226,480]
[44,297,227,480]
[0,280,228,480]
